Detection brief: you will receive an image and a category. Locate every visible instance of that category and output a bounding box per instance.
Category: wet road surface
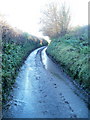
[3,47,89,118]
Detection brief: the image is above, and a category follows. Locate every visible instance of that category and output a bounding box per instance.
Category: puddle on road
[41,48,71,84]
[41,48,61,76]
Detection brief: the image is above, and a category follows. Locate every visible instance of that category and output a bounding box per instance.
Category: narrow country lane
[3,47,89,118]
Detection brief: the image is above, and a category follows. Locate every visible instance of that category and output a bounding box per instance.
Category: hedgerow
[1,22,48,103]
[47,25,90,91]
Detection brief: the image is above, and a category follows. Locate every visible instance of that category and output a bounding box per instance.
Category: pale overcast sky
[0,0,89,38]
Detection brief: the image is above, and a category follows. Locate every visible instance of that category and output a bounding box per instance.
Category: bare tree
[59,4,71,36]
[40,2,71,38]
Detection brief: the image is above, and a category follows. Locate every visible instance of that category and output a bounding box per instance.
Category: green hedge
[47,27,90,91]
[1,23,48,103]
[2,41,48,103]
